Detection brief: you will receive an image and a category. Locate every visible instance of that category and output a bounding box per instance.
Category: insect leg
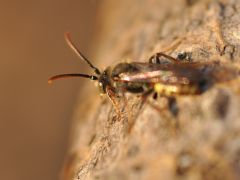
[167,97,179,117]
[153,92,158,100]
[148,93,178,116]
[149,52,179,64]
[136,89,154,113]
[141,89,154,105]
[106,86,121,119]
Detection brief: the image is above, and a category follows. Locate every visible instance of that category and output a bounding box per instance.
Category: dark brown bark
[63,0,240,179]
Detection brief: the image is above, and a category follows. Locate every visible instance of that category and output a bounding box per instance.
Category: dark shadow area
[0,1,99,180]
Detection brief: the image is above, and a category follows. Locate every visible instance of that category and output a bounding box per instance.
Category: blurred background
[0,1,100,179]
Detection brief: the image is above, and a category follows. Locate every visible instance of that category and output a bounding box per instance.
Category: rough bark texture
[63,0,240,179]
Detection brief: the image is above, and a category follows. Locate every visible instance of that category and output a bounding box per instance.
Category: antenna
[48,73,98,84]
[64,32,101,75]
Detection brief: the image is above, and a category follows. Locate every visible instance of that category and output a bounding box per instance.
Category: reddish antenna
[48,73,98,84]
[64,32,101,75]
[48,33,100,84]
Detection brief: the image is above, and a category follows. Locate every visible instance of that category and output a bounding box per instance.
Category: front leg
[106,86,122,119]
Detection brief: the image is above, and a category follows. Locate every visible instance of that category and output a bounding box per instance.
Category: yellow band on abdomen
[154,83,198,96]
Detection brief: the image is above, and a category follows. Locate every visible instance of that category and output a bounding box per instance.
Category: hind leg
[149,52,179,64]
[167,97,179,117]
[149,94,179,117]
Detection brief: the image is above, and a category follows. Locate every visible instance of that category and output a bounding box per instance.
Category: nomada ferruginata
[49,33,240,116]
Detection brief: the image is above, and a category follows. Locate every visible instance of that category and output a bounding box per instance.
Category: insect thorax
[111,63,147,93]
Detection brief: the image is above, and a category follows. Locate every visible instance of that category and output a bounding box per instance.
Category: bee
[49,33,240,115]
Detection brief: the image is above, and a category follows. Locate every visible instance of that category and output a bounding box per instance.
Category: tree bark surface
[63,0,240,179]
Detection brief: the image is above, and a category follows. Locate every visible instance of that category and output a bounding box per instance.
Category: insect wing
[115,62,205,85]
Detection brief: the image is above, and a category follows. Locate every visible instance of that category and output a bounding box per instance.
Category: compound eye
[90,76,98,80]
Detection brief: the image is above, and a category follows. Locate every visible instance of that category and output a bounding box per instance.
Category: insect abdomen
[154,83,199,96]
